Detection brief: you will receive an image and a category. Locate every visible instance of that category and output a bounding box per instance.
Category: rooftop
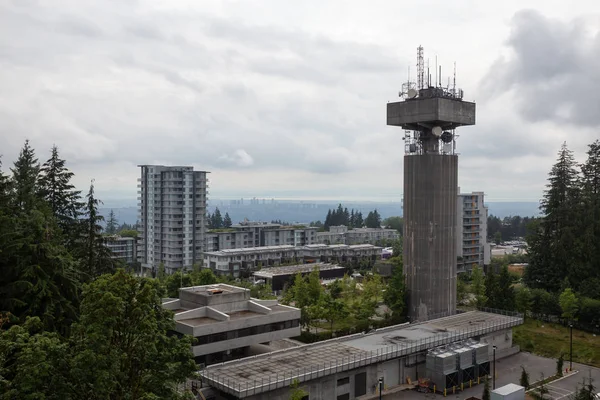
[180,283,248,297]
[200,310,523,398]
[253,263,345,278]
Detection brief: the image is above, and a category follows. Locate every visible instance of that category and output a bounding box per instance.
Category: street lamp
[569,323,573,371]
[492,345,497,390]
[378,377,384,400]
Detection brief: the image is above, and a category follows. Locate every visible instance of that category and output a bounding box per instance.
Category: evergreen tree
[349,209,355,228]
[355,211,364,228]
[485,271,500,309]
[211,207,223,229]
[11,139,40,211]
[343,207,350,226]
[526,142,580,292]
[575,140,600,296]
[38,145,83,235]
[223,212,232,228]
[105,209,118,234]
[365,210,382,228]
[497,265,515,310]
[520,365,530,389]
[79,181,114,279]
[335,204,344,225]
[324,209,332,231]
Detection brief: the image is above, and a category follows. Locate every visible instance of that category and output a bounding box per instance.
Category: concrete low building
[162,284,301,366]
[253,263,348,292]
[200,309,523,399]
[203,244,382,277]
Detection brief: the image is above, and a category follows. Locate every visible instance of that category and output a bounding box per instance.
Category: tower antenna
[417,46,425,90]
[453,62,457,96]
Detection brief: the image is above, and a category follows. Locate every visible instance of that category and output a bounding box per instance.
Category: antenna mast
[417,46,424,90]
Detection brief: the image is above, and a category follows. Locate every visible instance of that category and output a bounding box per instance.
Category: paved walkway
[382,352,600,400]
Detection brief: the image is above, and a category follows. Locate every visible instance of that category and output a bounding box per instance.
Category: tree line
[525,141,600,298]
[487,215,539,243]
[207,207,232,229]
[0,141,195,399]
[460,140,600,331]
[321,204,383,231]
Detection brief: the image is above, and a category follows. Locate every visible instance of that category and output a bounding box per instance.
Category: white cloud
[218,149,254,168]
[0,0,599,204]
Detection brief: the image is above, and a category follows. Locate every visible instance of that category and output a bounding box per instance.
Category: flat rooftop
[179,283,247,297]
[200,310,523,398]
[253,263,345,278]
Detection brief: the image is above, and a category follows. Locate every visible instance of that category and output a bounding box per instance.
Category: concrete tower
[387,46,475,322]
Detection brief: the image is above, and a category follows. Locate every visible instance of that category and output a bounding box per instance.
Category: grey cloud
[483,9,600,127]
[56,15,104,38]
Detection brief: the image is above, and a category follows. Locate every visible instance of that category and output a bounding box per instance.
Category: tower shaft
[403,154,457,321]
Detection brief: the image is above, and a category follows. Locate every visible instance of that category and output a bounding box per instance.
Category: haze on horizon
[1,0,599,204]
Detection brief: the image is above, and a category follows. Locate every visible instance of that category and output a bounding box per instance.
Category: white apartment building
[205,221,318,251]
[104,235,137,265]
[457,190,491,272]
[137,165,209,274]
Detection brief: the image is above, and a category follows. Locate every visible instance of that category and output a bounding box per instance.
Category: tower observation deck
[387,46,476,322]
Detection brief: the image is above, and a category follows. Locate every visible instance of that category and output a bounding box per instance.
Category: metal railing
[200,310,523,398]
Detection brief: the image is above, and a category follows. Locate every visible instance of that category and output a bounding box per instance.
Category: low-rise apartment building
[203,244,382,277]
[104,235,137,265]
[205,221,318,252]
[316,225,400,245]
[162,283,301,366]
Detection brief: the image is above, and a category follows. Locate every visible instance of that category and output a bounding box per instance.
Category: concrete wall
[192,327,301,357]
[387,97,476,130]
[404,154,458,321]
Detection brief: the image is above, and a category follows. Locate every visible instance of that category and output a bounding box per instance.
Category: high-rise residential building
[137,165,209,274]
[457,190,491,272]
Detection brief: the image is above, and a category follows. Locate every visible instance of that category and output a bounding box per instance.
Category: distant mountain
[100,201,540,226]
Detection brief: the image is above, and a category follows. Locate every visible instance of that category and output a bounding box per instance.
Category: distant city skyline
[1,1,598,205]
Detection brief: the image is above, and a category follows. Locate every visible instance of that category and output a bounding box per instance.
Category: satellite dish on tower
[407,88,418,99]
[432,126,442,137]
[441,131,453,143]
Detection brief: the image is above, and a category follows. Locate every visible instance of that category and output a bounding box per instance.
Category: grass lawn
[514,319,600,368]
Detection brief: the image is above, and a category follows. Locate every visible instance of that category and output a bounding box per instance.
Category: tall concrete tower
[387,46,475,322]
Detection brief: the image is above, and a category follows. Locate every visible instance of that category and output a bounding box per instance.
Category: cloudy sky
[1,0,599,205]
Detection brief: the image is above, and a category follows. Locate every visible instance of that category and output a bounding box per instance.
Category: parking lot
[383,352,600,400]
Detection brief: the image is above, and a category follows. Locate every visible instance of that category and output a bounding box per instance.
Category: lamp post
[492,345,497,390]
[379,377,384,400]
[569,323,573,371]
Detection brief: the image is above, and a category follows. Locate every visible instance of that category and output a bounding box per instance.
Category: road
[382,352,600,400]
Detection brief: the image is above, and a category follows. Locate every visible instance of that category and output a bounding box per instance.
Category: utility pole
[493,345,497,389]
[569,323,573,371]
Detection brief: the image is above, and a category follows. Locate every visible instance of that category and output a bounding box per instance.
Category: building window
[337,377,350,386]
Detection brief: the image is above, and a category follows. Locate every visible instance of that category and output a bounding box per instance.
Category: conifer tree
[11,139,40,211]
[355,211,364,228]
[79,181,114,278]
[525,142,580,292]
[223,212,232,228]
[105,209,118,234]
[38,145,83,232]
